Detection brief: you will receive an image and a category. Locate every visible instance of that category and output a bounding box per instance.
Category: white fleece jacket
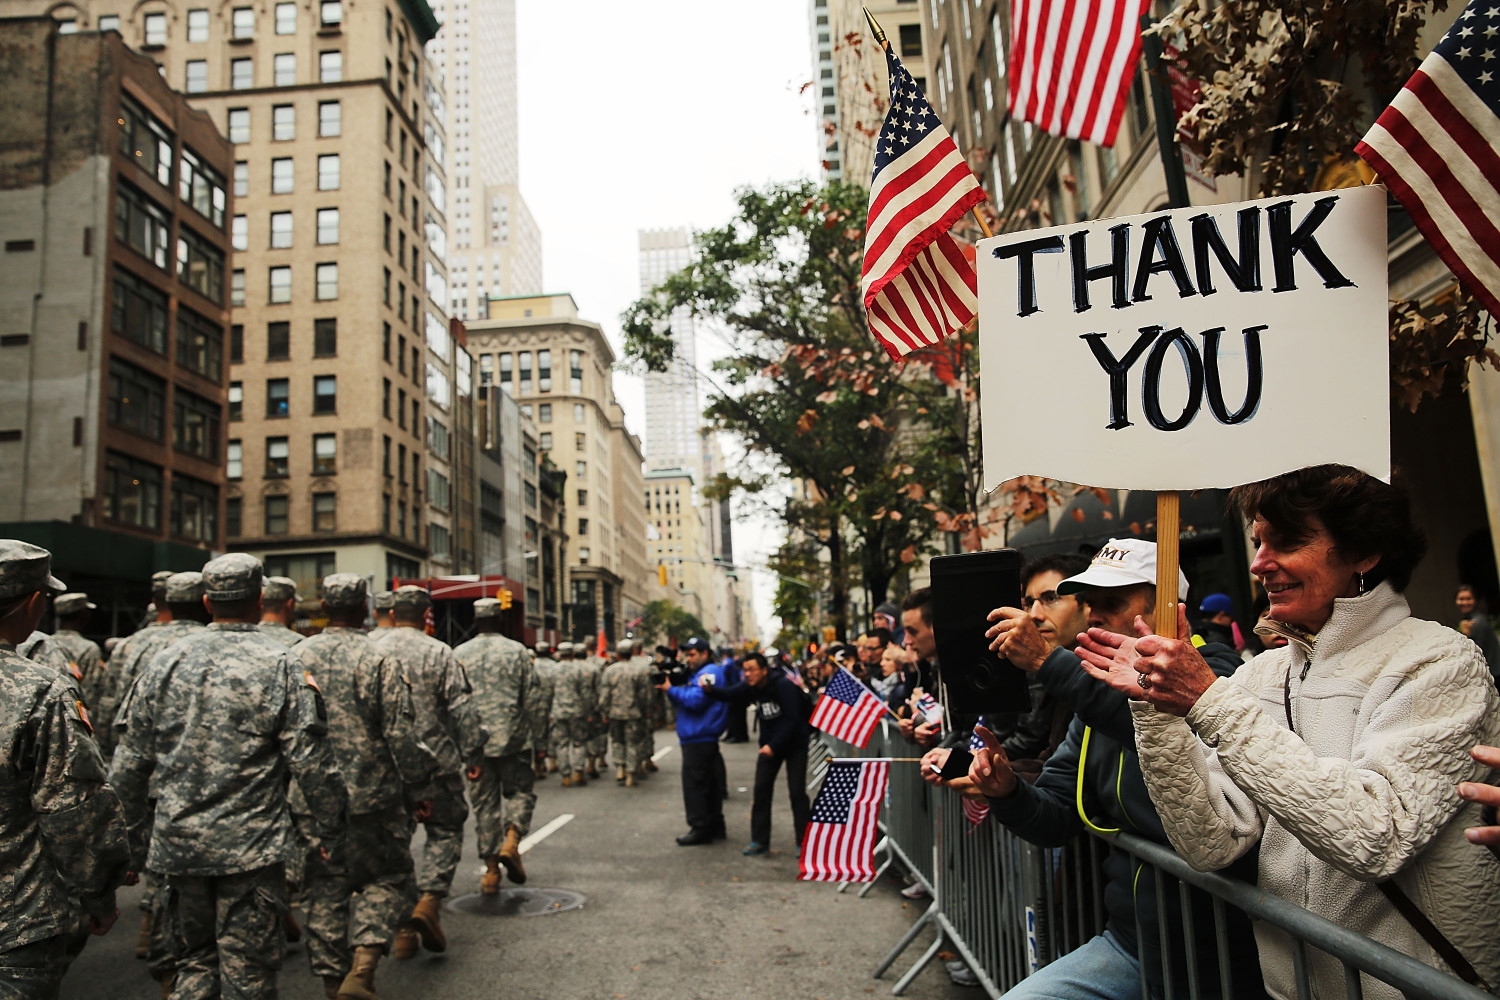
[1130,583,1500,1000]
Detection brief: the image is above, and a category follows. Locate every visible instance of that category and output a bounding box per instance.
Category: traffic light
[497,587,513,610]
[657,563,668,587]
[822,625,836,643]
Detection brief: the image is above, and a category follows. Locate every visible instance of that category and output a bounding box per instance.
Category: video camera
[651,645,694,687]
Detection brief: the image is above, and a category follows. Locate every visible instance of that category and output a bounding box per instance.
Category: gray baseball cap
[203,553,263,601]
[373,590,395,611]
[321,573,367,609]
[54,592,96,617]
[0,541,65,600]
[392,585,431,611]
[473,597,502,619]
[556,641,574,655]
[615,639,634,655]
[263,576,298,602]
[165,571,206,604]
[534,640,552,654]
[151,570,174,598]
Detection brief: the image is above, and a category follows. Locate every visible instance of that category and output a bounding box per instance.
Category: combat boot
[135,912,151,959]
[498,826,527,885]
[547,757,558,772]
[560,773,573,788]
[392,922,419,960]
[409,892,447,953]
[481,856,502,895]
[645,758,659,772]
[615,764,627,784]
[572,769,587,787]
[336,945,384,1000]
[624,771,636,788]
[635,762,649,781]
[284,906,302,943]
[586,759,599,779]
[323,975,344,999]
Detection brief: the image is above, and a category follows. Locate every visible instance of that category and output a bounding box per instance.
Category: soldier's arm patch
[76,700,93,733]
[69,661,83,681]
[304,670,321,693]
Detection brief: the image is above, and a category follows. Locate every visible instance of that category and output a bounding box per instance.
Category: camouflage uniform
[455,600,539,858]
[370,588,487,898]
[626,652,657,773]
[601,648,645,778]
[530,644,557,774]
[584,653,609,765]
[295,575,436,987]
[110,554,347,1000]
[0,541,130,998]
[52,592,105,717]
[256,578,313,897]
[549,644,593,779]
[17,631,72,681]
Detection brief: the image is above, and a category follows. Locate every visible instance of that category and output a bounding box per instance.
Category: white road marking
[651,745,676,762]
[518,813,574,855]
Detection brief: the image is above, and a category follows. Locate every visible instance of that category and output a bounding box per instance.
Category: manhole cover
[446,887,587,917]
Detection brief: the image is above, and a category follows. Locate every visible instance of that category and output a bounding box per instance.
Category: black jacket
[986,643,1266,1000]
[703,676,808,754]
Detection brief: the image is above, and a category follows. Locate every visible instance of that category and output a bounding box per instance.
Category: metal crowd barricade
[803,723,1490,1000]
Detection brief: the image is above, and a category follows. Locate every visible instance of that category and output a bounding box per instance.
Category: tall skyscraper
[425,0,543,319]
[638,228,700,474]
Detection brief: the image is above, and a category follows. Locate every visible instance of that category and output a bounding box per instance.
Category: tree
[637,600,709,646]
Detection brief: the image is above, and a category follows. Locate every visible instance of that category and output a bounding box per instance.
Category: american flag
[1356,0,1500,318]
[912,692,943,725]
[799,760,890,882]
[962,729,990,828]
[809,668,889,748]
[862,44,986,362]
[1008,0,1152,147]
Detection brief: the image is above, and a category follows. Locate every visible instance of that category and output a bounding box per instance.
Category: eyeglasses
[1020,590,1065,611]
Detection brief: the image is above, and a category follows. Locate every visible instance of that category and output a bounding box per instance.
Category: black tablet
[929,549,1031,714]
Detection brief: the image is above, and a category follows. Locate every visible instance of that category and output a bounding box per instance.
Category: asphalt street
[63,736,970,1000]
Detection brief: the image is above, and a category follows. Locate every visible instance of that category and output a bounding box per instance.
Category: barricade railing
[805,722,1490,1000]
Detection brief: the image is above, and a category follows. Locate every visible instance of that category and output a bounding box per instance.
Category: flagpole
[828,757,925,764]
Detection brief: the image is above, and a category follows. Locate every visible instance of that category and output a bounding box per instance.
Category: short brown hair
[1228,464,1426,592]
[900,587,932,625]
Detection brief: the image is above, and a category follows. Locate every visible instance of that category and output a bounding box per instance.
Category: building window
[265,435,289,477]
[518,352,532,393]
[228,108,250,144]
[115,180,171,270]
[231,269,245,306]
[382,378,391,418]
[176,308,222,381]
[382,494,391,532]
[397,500,406,537]
[107,357,166,439]
[143,11,167,45]
[537,349,552,392]
[264,495,289,534]
[270,210,292,248]
[575,460,586,482]
[383,434,391,475]
[273,52,295,86]
[275,2,296,34]
[266,321,289,361]
[574,431,585,450]
[320,0,342,27]
[573,403,585,423]
[569,349,583,393]
[231,6,254,37]
[313,318,337,357]
[271,157,293,193]
[899,23,922,57]
[230,57,253,90]
[226,496,242,537]
[319,51,342,83]
[397,387,406,427]
[272,104,294,141]
[269,266,291,303]
[578,517,588,535]
[266,378,289,417]
[312,492,336,531]
[103,451,161,528]
[228,381,242,420]
[577,489,587,506]
[313,432,336,473]
[176,227,224,302]
[227,439,242,478]
[185,59,207,92]
[429,523,450,559]
[499,353,512,391]
[319,100,341,137]
[313,374,336,413]
[316,208,338,245]
[231,214,248,251]
[317,153,339,190]
[577,547,590,565]
[428,469,450,511]
[111,267,168,353]
[183,10,209,42]
[398,443,406,483]
[172,388,221,460]
[179,147,226,228]
[315,262,338,300]
[539,431,552,450]
[230,324,243,364]
[538,402,552,423]
[98,14,119,32]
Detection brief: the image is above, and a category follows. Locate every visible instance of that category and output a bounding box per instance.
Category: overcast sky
[515,0,822,642]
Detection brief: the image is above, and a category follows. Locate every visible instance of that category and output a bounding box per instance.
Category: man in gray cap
[530,640,558,779]
[455,598,539,892]
[0,540,131,995]
[111,552,348,1000]
[297,574,437,1000]
[550,642,593,787]
[602,640,645,787]
[583,644,609,779]
[259,577,304,647]
[371,592,395,632]
[372,585,486,959]
[52,592,105,716]
[142,570,174,630]
[97,570,210,982]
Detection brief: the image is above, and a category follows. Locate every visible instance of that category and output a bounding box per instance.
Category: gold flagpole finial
[863,7,890,50]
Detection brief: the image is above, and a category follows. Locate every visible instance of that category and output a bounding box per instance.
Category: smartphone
[929,549,1030,714]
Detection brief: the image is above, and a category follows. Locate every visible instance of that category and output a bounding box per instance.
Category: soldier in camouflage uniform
[455,598,539,892]
[111,553,348,1000]
[530,641,557,779]
[296,575,437,1000]
[371,592,395,632]
[258,577,304,647]
[371,586,486,959]
[0,541,131,998]
[602,640,645,787]
[550,642,593,787]
[626,642,657,780]
[584,647,609,777]
[50,592,105,718]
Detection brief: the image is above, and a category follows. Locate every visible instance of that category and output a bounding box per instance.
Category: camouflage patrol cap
[392,585,431,611]
[557,640,575,655]
[54,592,97,616]
[373,590,395,611]
[165,572,206,603]
[151,570,174,598]
[616,639,634,655]
[534,640,552,655]
[473,597,502,619]
[0,541,65,600]
[321,573,367,609]
[263,576,298,602]
[203,553,263,601]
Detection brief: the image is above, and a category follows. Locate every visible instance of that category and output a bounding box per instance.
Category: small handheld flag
[962,729,991,827]
[809,668,889,748]
[799,760,890,882]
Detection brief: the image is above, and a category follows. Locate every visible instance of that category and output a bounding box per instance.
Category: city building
[824,0,930,188]
[0,19,232,628]
[16,0,455,596]
[810,0,841,181]
[644,467,710,629]
[637,228,700,473]
[464,292,649,644]
[424,0,542,319]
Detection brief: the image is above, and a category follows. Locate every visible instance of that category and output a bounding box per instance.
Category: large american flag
[809,668,888,748]
[1008,0,1151,147]
[1356,0,1500,318]
[862,45,986,362]
[799,760,890,882]
[962,729,991,828]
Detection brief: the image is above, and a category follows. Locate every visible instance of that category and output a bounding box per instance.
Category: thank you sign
[978,186,1389,491]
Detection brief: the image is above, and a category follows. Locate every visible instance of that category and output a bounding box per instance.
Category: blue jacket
[666,662,729,744]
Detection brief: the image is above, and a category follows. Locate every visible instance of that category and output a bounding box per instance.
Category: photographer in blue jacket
[655,637,729,845]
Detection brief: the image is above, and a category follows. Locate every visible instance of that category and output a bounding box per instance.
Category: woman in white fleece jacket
[1075,465,1500,1000]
